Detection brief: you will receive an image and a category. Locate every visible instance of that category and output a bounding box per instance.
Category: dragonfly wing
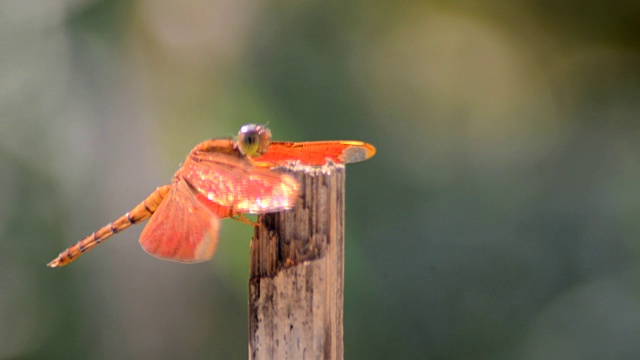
[260,141,377,166]
[181,152,299,214]
[139,179,220,263]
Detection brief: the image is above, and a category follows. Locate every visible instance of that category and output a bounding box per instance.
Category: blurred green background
[2,0,640,359]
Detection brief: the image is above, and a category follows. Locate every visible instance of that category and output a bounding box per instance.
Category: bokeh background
[2,0,640,359]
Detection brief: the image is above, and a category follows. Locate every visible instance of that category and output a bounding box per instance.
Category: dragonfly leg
[231,214,260,227]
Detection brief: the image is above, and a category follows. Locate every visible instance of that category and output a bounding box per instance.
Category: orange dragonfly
[48,124,376,267]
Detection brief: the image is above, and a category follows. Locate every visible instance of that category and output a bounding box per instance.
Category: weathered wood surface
[249,163,345,360]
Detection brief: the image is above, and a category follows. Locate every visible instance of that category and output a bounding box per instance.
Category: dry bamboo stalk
[249,163,345,360]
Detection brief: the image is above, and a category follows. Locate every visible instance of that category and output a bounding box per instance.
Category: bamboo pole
[249,163,345,360]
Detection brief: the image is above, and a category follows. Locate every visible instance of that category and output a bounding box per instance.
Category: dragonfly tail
[47,185,171,268]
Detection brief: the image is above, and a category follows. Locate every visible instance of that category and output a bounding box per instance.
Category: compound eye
[238,124,271,158]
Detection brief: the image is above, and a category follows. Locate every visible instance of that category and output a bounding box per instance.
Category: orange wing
[139,179,220,263]
[180,151,299,214]
[259,141,376,166]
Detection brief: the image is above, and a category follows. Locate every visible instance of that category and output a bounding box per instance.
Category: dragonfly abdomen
[47,185,171,268]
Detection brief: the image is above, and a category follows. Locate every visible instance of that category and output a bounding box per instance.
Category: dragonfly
[48,124,376,267]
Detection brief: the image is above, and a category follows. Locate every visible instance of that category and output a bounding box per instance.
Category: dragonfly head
[238,124,272,158]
